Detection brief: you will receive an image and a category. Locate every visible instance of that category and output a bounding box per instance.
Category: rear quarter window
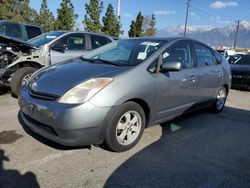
[194,43,216,66]
[25,25,42,39]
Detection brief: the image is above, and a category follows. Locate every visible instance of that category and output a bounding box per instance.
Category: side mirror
[160,61,182,72]
[50,44,67,52]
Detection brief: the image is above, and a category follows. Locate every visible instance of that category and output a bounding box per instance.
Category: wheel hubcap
[116,111,142,146]
[216,89,226,110]
[21,73,32,86]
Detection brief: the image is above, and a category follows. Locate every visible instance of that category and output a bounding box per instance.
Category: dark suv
[0,20,44,41]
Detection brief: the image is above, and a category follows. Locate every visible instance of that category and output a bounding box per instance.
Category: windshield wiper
[80,57,97,64]
[95,59,119,66]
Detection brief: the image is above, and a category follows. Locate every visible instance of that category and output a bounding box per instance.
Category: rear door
[155,40,199,122]
[50,33,87,64]
[193,42,223,101]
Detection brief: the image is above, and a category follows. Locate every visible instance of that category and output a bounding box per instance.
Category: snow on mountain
[157,20,250,48]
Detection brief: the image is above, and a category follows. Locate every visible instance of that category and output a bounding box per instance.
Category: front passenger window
[162,42,192,69]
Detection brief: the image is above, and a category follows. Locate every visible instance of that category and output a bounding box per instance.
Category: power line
[184,0,191,37]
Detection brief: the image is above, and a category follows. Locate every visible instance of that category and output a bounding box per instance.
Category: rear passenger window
[91,35,110,49]
[195,43,216,66]
[162,42,193,69]
[25,26,42,39]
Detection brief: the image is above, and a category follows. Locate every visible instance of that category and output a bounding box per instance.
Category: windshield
[83,39,165,66]
[28,31,65,47]
[233,55,250,65]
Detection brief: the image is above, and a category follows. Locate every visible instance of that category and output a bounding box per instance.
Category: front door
[50,33,87,64]
[156,41,199,122]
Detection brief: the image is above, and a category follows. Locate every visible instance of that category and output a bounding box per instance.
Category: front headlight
[58,78,113,104]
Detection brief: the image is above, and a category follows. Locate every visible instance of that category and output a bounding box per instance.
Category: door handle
[189,75,196,82]
[217,71,222,77]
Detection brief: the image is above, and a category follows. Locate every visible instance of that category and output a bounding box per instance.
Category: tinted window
[234,55,250,65]
[0,22,23,39]
[25,26,42,39]
[162,42,193,69]
[91,35,110,49]
[195,43,216,66]
[213,50,223,64]
[53,33,86,50]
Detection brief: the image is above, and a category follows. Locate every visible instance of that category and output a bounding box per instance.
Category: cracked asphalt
[0,89,250,188]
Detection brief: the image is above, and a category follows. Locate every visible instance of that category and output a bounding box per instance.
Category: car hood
[29,58,129,97]
[0,35,37,52]
[231,64,250,74]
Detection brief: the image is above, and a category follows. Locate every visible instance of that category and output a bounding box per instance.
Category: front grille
[29,90,59,100]
[23,113,58,136]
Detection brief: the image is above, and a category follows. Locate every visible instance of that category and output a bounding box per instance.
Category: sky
[29,0,250,35]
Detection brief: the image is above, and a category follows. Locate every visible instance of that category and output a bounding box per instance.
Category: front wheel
[103,102,145,152]
[211,86,227,113]
[11,67,37,97]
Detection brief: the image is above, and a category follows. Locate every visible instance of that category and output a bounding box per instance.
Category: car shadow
[0,86,10,95]
[104,106,250,188]
[18,111,91,151]
[0,149,40,188]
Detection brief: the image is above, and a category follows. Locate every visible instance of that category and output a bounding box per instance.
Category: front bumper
[232,75,250,90]
[19,87,114,146]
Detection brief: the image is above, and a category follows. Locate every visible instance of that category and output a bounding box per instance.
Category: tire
[11,67,37,97]
[211,86,227,113]
[103,102,146,152]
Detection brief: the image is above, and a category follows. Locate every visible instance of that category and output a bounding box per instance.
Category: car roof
[0,20,42,28]
[48,30,116,39]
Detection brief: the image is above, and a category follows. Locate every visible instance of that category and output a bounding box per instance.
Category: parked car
[18,37,231,152]
[227,54,243,64]
[231,54,250,90]
[0,20,44,41]
[0,31,115,96]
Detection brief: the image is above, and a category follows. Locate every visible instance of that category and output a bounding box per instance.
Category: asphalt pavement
[0,88,250,188]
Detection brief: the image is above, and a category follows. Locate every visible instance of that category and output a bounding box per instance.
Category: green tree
[128,12,144,37]
[128,21,136,37]
[34,0,55,32]
[55,0,76,30]
[0,0,15,20]
[102,4,121,37]
[142,14,157,36]
[12,0,38,24]
[83,0,103,33]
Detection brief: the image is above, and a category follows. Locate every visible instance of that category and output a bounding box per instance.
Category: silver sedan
[19,37,231,152]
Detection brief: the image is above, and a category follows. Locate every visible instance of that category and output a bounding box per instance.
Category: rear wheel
[211,86,227,113]
[11,67,37,97]
[103,102,145,152]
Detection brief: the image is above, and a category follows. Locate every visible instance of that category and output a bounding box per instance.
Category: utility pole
[117,0,121,19]
[184,0,191,37]
[233,20,241,49]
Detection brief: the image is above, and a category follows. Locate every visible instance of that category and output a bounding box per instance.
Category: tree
[142,14,157,36]
[0,0,15,20]
[83,0,103,33]
[55,0,76,30]
[0,0,38,24]
[34,0,55,32]
[102,4,121,37]
[128,21,136,37]
[12,0,38,24]
[128,12,144,37]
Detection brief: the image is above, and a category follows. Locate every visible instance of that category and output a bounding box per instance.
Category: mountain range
[157,20,250,48]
